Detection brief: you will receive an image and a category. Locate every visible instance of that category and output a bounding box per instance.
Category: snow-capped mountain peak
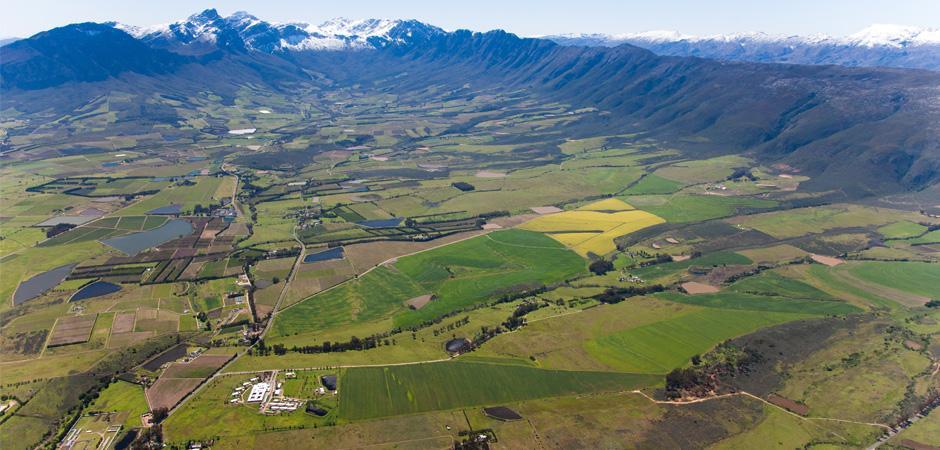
[115,10,443,53]
[545,24,940,71]
[314,18,399,37]
[846,24,940,47]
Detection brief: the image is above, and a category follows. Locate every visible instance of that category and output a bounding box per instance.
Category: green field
[657,291,862,315]
[625,194,777,223]
[584,307,812,373]
[87,380,150,428]
[271,229,585,338]
[622,174,682,195]
[878,221,928,239]
[844,261,940,299]
[910,229,940,244]
[728,270,838,300]
[339,361,659,420]
[732,204,914,239]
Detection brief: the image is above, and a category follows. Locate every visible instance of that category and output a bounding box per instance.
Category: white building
[247,383,270,403]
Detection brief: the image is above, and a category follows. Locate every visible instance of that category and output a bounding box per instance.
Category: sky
[3,0,939,38]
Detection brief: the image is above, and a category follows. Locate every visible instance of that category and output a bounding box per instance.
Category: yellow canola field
[520,199,664,256]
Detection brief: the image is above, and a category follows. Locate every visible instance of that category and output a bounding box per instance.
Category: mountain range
[2,9,939,196]
[546,24,940,71]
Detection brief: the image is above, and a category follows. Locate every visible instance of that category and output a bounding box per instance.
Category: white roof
[247,383,270,402]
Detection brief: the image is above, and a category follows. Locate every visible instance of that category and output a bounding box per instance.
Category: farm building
[247,383,270,403]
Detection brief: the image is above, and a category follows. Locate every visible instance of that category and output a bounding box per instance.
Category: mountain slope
[369,30,940,193]
[0,23,188,89]
[2,12,939,195]
[547,25,940,71]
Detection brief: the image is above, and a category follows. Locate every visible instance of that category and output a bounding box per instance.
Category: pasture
[271,229,585,338]
[339,361,659,420]
[730,204,920,239]
[624,194,777,223]
[843,261,940,300]
[88,380,150,428]
[728,270,838,300]
[584,306,812,373]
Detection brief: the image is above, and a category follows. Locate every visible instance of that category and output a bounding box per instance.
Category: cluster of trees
[431,316,470,337]
[45,223,76,238]
[478,210,510,219]
[664,345,762,399]
[470,325,503,351]
[259,331,400,355]
[264,247,301,259]
[288,335,390,354]
[727,167,757,181]
[588,259,614,275]
[502,302,544,330]
[593,284,665,304]
[129,424,163,449]
[926,300,940,308]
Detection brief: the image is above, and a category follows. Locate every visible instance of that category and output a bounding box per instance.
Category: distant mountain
[546,25,940,71]
[2,11,939,195]
[115,9,444,54]
[0,37,19,47]
[0,23,187,90]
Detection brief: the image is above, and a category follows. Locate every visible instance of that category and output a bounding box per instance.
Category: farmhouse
[247,383,270,403]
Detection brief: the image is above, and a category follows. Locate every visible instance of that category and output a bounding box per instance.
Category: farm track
[628,389,892,438]
[342,434,452,449]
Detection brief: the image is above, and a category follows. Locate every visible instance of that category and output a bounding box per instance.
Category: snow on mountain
[114,9,442,53]
[545,25,940,70]
[549,25,940,48]
[846,24,940,47]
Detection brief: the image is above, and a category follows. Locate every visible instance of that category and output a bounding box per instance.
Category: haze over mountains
[2,9,939,196]
[546,24,940,71]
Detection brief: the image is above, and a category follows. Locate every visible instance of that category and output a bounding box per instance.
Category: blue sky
[4,0,939,38]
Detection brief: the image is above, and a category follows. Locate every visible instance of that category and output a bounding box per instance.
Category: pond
[320,375,337,391]
[303,247,344,263]
[101,219,193,256]
[70,280,122,302]
[356,218,402,228]
[141,343,188,371]
[13,263,76,305]
[445,337,471,354]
